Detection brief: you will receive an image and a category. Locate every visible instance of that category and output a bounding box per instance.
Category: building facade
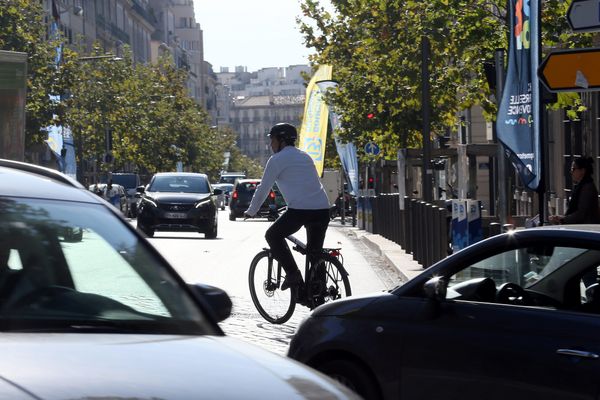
[216,65,310,164]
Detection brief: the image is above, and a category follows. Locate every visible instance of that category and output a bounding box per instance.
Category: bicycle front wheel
[307,254,352,309]
[248,250,296,324]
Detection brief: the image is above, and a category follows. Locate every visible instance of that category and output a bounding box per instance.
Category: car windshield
[149,175,209,193]
[219,175,244,184]
[0,197,212,334]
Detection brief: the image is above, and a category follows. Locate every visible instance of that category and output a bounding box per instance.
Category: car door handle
[556,349,599,359]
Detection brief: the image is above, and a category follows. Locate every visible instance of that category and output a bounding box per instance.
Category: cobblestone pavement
[219,226,402,356]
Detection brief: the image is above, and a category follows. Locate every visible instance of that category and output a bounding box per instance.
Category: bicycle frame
[285,235,348,278]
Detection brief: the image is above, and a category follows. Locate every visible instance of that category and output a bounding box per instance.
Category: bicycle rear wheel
[248,250,297,324]
[306,254,351,309]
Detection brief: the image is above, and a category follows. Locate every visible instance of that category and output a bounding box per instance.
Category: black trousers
[265,208,330,276]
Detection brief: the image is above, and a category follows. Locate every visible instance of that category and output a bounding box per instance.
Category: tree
[0,0,69,150]
[298,0,593,159]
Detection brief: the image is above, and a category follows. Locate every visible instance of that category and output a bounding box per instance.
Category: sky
[193,1,329,72]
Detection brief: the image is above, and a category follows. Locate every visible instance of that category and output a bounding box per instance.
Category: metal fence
[355,194,522,268]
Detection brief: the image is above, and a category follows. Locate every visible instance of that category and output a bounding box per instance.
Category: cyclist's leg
[305,209,331,283]
[305,208,331,253]
[265,208,304,283]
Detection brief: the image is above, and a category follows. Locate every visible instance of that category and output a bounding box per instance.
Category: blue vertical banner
[315,80,360,196]
[496,0,541,190]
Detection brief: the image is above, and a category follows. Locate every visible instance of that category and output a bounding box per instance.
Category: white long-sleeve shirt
[246,146,330,216]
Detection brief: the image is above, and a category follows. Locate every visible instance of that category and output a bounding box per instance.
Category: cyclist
[244,123,330,297]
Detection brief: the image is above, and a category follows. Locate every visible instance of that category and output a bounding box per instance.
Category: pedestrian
[105,180,121,209]
[549,156,600,224]
[244,123,330,298]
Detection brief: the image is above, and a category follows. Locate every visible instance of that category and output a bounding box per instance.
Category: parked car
[229,179,278,221]
[289,225,600,400]
[212,183,234,211]
[136,172,220,239]
[88,182,129,216]
[0,158,359,400]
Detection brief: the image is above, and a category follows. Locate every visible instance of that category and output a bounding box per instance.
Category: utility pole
[421,35,433,202]
[494,49,508,225]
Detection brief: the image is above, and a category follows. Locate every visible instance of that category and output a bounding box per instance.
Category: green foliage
[298,0,593,160]
[63,46,229,178]
[0,0,64,148]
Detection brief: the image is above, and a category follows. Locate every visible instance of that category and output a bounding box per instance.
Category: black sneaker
[281,270,302,291]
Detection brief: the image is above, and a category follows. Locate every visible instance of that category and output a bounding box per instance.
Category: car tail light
[232,191,238,199]
[269,191,275,200]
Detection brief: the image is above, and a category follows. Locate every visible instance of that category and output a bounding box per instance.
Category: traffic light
[367,176,375,189]
[367,112,375,120]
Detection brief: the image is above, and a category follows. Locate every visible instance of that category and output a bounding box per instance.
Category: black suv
[137,172,221,238]
[229,179,277,221]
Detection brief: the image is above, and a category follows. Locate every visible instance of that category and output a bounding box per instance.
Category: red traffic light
[367,113,375,119]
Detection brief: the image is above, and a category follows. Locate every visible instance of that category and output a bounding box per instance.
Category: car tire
[229,213,236,221]
[138,225,154,238]
[205,220,218,239]
[318,359,381,400]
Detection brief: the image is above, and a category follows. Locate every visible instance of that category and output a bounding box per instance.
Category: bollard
[365,196,373,232]
[488,222,501,237]
[357,196,364,230]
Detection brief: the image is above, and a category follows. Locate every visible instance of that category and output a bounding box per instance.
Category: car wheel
[138,225,154,238]
[318,359,381,400]
[229,213,236,221]
[205,220,218,239]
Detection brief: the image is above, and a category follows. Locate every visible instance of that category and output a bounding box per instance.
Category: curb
[336,224,423,283]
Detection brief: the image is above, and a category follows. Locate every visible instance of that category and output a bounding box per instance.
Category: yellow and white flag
[298,65,332,176]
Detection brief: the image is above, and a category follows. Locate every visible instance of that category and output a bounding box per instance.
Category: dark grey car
[290,226,600,400]
[137,172,220,238]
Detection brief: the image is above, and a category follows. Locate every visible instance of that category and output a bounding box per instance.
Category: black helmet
[268,123,297,143]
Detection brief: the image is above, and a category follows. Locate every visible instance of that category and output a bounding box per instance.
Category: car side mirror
[188,283,232,322]
[136,185,145,193]
[213,188,223,195]
[423,276,448,301]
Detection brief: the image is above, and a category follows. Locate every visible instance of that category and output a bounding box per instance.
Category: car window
[450,246,587,289]
[444,244,599,312]
[149,176,209,193]
[0,198,213,334]
[239,182,259,192]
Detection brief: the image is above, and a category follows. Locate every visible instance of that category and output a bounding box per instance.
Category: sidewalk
[330,220,424,283]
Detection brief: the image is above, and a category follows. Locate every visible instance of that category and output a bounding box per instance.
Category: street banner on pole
[315,79,360,196]
[299,65,333,176]
[496,0,541,190]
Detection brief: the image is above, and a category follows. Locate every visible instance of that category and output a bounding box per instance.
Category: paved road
[142,211,402,355]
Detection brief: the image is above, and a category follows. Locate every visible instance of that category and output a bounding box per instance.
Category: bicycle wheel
[248,250,297,324]
[306,254,351,309]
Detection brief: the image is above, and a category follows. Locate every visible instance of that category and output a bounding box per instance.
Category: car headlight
[142,197,157,207]
[195,199,211,208]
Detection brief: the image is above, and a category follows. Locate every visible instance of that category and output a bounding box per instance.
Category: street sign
[567,0,600,32]
[364,141,381,156]
[538,48,600,92]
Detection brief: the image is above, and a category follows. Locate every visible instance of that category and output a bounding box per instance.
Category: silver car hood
[0,334,358,400]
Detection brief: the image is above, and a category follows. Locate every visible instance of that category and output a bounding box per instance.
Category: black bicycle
[248,235,351,324]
